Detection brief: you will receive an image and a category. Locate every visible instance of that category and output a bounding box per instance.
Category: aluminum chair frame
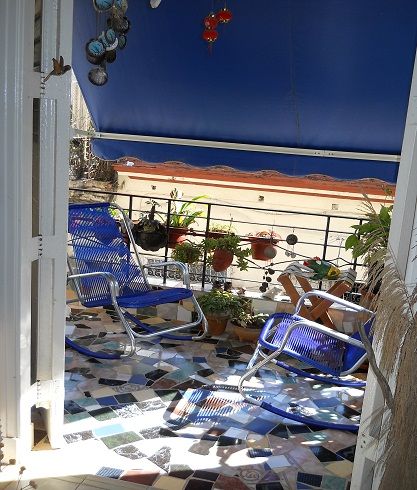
[238,290,374,431]
[67,202,208,358]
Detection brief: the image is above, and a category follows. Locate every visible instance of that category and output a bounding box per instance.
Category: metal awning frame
[72,128,400,163]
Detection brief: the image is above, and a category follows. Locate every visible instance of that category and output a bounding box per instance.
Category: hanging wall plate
[93,0,114,13]
[118,34,127,49]
[105,49,117,63]
[88,66,108,86]
[86,39,105,64]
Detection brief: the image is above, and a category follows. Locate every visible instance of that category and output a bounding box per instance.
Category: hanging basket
[131,204,167,251]
[248,231,281,261]
[212,249,234,272]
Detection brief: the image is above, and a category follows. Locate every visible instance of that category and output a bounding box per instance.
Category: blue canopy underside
[73,0,417,184]
[92,139,399,183]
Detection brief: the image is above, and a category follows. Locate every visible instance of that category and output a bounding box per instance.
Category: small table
[278,263,357,329]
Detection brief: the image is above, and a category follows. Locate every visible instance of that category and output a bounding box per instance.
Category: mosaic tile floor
[63,304,364,490]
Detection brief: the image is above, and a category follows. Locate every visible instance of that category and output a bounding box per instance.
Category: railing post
[163,199,172,285]
[322,216,331,261]
[128,195,133,220]
[201,203,212,289]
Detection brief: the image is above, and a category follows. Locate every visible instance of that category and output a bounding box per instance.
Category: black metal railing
[69,187,364,292]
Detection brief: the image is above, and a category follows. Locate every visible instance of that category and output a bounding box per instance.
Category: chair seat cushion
[83,287,193,308]
[259,313,345,376]
[117,287,194,308]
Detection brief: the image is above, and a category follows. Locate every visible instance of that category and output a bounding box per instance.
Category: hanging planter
[212,249,234,272]
[248,231,281,261]
[131,204,167,251]
[203,234,250,272]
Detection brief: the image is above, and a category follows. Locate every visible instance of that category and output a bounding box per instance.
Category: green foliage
[209,219,235,234]
[345,198,393,266]
[169,188,207,228]
[202,234,251,271]
[171,242,203,264]
[197,289,243,317]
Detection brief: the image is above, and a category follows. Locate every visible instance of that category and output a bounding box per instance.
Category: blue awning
[72,0,417,183]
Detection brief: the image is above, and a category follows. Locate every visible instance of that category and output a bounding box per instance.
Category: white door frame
[0,0,73,461]
[351,48,417,489]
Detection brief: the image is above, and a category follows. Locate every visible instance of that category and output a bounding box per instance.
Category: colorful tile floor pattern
[63,305,364,490]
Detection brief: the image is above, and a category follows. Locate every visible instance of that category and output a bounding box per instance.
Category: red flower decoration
[204,13,218,30]
[202,29,218,43]
[217,7,232,24]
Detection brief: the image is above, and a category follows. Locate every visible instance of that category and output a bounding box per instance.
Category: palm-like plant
[168,188,207,228]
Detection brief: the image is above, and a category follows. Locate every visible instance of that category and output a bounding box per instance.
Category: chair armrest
[143,261,191,288]
[67,271,120,302]
[295,289,374,317]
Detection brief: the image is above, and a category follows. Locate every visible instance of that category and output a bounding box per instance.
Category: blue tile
[96,396,118,407]
[93,424,125,438]
[313,397,341,408]
[129,374,148,385]
[244,418,278,435]
[248,448,273,458]
[193,357,206,363]
[96,467,123,479]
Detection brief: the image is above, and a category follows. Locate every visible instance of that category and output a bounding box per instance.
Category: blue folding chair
[66,202,208,359]
[238,290,374,431]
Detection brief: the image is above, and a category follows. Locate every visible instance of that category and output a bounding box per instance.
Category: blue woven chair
[238,290,374,431]
[66,202,208,359]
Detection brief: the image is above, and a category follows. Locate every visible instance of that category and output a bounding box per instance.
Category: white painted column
[0,0,38,461]
[351,49,417,489]
[36,0,73,448]
[0,0,73,461]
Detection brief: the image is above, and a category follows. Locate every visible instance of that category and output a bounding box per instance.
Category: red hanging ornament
[217,7,232,24]
[202,28,218,43]
[204,13,218,30]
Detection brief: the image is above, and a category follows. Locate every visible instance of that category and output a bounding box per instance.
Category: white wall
[115,171,388,290]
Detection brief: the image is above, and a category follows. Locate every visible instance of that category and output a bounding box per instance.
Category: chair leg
[238,348,360,432]
[119,297,208,341]
[247,344,262,369]
[190,296,208,340]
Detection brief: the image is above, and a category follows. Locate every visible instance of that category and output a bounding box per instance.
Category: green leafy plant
[168,188,207,228]
[202,234,251,271]
[171,242,203,264]
[230,297,269,329]
[209,218,235,234]
[197,289,243,317]
[345,200,393,265]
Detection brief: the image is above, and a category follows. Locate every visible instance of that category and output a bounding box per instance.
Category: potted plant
[202,234,251,272]
[344,196,392,300]
[247,230,281,261]
[171,241,203,264]
[197,289,243,336]
[232,312,270,342]
[207,219,235,239]
[167,188,207,248]
[131,202,167,251]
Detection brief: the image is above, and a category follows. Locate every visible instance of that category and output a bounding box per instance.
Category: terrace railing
[69,187,364,296]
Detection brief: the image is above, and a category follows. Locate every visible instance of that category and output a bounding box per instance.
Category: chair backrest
[342,318,373,372]
[68,203,150,306]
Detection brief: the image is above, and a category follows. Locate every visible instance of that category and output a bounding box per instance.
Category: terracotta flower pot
[212,249,234,272]
[207,231,227,239]
[233,325,261,343]
[248,237,279,261]
[168,227,189,248]
[206,314,229,336]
